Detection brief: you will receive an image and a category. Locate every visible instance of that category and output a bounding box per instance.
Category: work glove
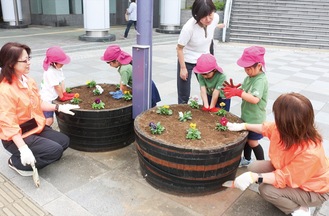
[233,171,255,191]
[109,90,124,99]
[227,122,247,131]
[19,145,36,166]
[63,92,75,97]
[59,94,74,101]
[223,86,243,98]
[223,78,242,89]
[201,106,210,112]
[58,104,80,115]
[209,107,220,113]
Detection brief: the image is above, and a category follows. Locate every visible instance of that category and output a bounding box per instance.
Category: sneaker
[291,207,310,216]
[239,157,253,167]
[8,159,33,177]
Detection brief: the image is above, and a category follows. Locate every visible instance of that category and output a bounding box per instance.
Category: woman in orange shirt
[226,92,329,216]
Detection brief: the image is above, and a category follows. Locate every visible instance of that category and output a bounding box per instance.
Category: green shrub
[214,0,225,11]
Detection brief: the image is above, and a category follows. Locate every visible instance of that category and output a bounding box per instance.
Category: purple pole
[132,0,153,118]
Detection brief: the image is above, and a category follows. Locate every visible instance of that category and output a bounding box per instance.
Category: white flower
[95,85,104,94]
[178,112,183,119]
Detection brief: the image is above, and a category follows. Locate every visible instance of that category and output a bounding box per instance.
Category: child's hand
[63,92,75,97]
[60,94,74,101]
[223,86,243,98]
[209,107,220,112]
[223,78,241,89]
[201,106,209,112]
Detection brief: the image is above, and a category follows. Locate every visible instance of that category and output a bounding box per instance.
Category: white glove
[227,122,246,131]
[234,171,255,191]
[19,145,36,166]
[58,104,80,115]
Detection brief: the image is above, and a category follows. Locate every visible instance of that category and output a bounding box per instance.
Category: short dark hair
[191,0,216,23]
[273,92,322,149]
[0,42,31,84]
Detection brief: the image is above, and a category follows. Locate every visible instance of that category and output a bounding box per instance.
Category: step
[235,0,329,6]
[231,14,329,22]
[230,17,329,26]
[232,8,329,16]
[234,2,329,8]
[230,21,329,30]
[232,6,329,13]
[230,25,329,35]
[230,29,329,38]
[231,12,329,19]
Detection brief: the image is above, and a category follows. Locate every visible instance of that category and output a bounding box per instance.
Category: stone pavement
[0,25,329,216]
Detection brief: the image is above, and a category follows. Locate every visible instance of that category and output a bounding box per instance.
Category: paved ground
[0,25,329,216]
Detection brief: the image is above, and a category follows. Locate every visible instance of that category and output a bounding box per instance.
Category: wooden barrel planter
[55,84,135,152]
[134,104,248,195]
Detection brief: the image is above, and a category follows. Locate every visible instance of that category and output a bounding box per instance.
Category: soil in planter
[55,83,132,109]
[136,104,245,150]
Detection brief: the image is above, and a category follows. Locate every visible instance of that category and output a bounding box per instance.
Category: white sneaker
[291,207,311,216]
[239,157,253,167]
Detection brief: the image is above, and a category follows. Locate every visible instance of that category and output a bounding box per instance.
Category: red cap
[237,46,266,71]
[193,54,223,74]
[101,45,132,64]
[43,46,70,70]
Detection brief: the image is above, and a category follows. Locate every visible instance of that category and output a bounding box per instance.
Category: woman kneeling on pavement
[225,92,329,216]
[0,42,79,177]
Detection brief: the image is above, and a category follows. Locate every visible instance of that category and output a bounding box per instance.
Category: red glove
[209,107,220,112]
[223,86,243,98]
[202,106,210,112]
[63,92,75,97]
[59,94,74,101]
[223,78,242,89]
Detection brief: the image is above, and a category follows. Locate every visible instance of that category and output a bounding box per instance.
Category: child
[226,93,329,216]
[193,53,230,112]
[223,46,268,166]
[100,45,161,107]
[40,46,73,126]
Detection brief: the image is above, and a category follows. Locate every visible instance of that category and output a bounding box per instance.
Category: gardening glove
[209,107,220,113]
[223,86,243,99]
[19,145,36,166]
[59,94,74,101]
[109,90,124,99]
[63,92,75,97]
[227,122,247,131]
[58,104,80,115]
[201,106,210,112]
[223,78,242,89]
[233,171,255,191]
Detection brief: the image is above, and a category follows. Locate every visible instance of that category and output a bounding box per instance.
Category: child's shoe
[239,157,253,167]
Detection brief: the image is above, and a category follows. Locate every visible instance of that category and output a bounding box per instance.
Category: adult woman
[177,0,225,104]
[226,93,329,216]
[0,42,79,177]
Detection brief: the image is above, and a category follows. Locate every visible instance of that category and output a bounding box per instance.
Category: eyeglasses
[17,56,32,63]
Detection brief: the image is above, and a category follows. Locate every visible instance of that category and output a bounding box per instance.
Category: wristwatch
[256,173,263,184]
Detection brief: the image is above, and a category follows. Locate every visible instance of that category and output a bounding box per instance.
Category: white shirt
[40,66,65,102]
[127,2,137,21]
[178,13,219,64]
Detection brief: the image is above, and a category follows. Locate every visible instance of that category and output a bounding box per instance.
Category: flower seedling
[156,105,173,115]
[122,91,132,101]
[86,80,96,88]
[186,123,201,140]
[115,84,120,90]
[149,122,165,135]
[178,111,192,122]
[92,98,105,109]
[216,102,227,116]
[215,117,228,131]
[66,87,72,93]
[188,96,200,109]
[93,85,104,95]
[70,93,82,104]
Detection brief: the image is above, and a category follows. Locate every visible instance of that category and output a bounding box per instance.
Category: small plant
[115,84,120,90]
[149,122,165,135]
[92,98,105,109]
[86,80,97,88]
[178,111,192,122]
[188,95,200,109]
[156,105,173,115]
[186,123,201,140]
[215,117,228,131]
[122,91,133,101]
[70,93,82,104]
[93,85,104,95]
[216,102,227,116]
[66,87,72,93]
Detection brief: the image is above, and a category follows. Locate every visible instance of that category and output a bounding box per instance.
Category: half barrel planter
[134,104,248,195]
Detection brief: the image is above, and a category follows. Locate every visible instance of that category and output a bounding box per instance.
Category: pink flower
[220,117,228,126]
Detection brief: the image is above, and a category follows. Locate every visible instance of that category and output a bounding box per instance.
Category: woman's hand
[180,68,188,81]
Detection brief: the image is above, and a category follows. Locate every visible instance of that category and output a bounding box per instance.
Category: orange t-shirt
[263,122,329,193]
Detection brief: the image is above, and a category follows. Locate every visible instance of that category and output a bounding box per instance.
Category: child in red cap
[193,53,230,112]
[101,45,161,107]
[40,46,73,126]
[223,46,268,166]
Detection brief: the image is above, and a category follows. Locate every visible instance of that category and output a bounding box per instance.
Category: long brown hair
[273,92,322,149]
[0,42,31,84]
